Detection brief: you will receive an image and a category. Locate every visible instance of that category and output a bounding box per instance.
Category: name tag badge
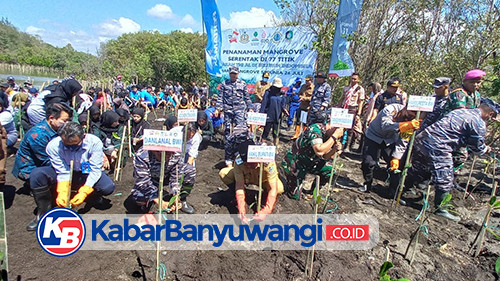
[81,162,92,174]
[235,154,243,165]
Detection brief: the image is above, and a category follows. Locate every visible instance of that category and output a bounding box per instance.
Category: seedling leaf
[379,261,393,277]
[486,228,500,240]
[489,196,497,206]
[495,257,500,275]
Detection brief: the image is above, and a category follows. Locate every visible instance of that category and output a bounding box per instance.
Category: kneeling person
[219,140,284,223]
[27,122,115,231]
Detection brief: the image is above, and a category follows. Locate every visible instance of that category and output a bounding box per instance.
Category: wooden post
[257,163,264,212]
[67,160,74,208]
[322,153,338,214]
[128,119,133,157]
[491,155,497,196]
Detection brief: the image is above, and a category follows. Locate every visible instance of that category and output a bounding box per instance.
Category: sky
[0,0,281,54]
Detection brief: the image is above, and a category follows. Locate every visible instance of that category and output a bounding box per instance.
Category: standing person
[308,72,331,125]
[359,103,420,193]
[340,73,366,151]
[370,78,405,123]
[131,108,150,151]
[441,69,486,181]
[165,81,174,93]
[292,75,314,139]
[191,82,199,96]
[364,82,383,127]
[260,78,287,145]
[174,81,184,97]
[254,72,271,103]
[419,77,451,130]
[200,82,209,97]
[286,77,302,129]
[403,101,498,221]
[28,122,115,230]
[113,75,125,94]
[216,66,253,165]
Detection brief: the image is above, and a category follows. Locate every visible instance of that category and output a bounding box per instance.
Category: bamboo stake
[491,155,497,197]
[128,119,133,157]
[464,156,478,199]
[409,184,432,265]
[307,176,320,277]
[155,150,166,281]
[67,160,74,208]
[393,111,421,208]
[114,125,127,181]
[322,153,338,214]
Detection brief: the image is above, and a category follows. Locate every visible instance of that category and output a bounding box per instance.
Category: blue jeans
[30,166,115,195]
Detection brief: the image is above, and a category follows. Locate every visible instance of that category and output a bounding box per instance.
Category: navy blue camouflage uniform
[223,124,254,166]
[216,78,252,143]
[407,108,487,193]
[131,146,196,207]
[308,82,331,124]
[420,95,448,131]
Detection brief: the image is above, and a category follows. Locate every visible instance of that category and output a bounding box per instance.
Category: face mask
[64,145,81,151]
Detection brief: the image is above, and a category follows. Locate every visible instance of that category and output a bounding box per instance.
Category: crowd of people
[0,65,498,231]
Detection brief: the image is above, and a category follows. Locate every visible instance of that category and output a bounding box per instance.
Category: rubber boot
[359,181,371,193]
[27,186,52,231]
[291,125,301,140]
[434,190,460,222]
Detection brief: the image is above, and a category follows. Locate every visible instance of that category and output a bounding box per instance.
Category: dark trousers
[262,121,278,140]
[361,136,395,185]
[30,166,115,196]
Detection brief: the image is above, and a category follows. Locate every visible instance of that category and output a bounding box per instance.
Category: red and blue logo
[36,208,86,257]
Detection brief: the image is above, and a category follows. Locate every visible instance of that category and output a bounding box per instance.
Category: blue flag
[328,0,364,77]
[201,0,223,77]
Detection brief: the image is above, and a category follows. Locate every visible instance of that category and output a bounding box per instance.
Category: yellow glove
[390,158,400,171]
[70,185,94,207]
[399,119,420,133]
[56,181,70,207]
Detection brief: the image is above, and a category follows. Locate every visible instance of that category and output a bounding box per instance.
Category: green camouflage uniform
[282,123,332,190]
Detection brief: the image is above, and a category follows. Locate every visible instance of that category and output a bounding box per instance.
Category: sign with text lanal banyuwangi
[247,145,276,163]
[247,112,267,126]
[178,109,198,123]
[300,111,308,124]
[221,27,317,86]
[407,95,436,112]
[330,108,354,129]
[143,129,183,152]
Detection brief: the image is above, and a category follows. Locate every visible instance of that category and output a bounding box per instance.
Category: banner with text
[220,27,317,86]
[201,0,223,76]
[328,0,364,77]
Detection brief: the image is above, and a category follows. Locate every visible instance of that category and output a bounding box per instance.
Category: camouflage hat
[229,66,239,74]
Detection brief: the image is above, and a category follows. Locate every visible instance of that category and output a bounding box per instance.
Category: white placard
[300,111,308,124]
[143,129,183,152]
[330,108,354,129]
[177,109,197,122]
[406,95,436,112]
[247,145,276,163]
[247,112,267,126]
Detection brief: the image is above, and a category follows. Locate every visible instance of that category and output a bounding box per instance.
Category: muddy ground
[3,118,500,281]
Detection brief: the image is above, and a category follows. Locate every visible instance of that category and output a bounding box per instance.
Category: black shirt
[374,91,404,112]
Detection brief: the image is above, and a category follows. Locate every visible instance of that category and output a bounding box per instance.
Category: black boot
[27,186,52,231]
[434,190,460,222]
